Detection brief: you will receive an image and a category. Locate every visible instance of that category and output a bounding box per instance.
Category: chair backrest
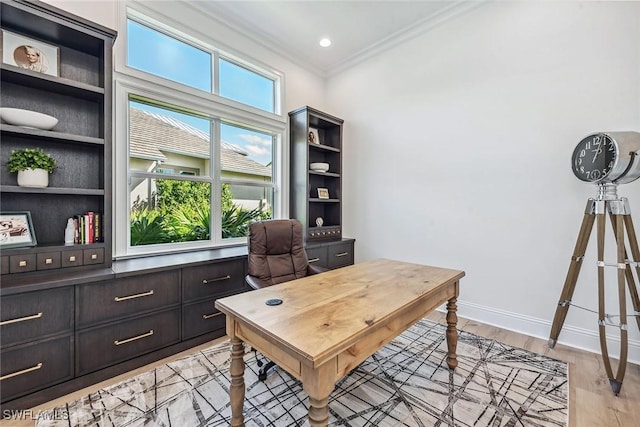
[247,219,310,286]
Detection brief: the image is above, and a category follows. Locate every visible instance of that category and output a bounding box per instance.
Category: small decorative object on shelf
[310,162,329,172]
[308,127,320,144]
[0,107,58,130]
[317,188,329,199]
[7,147,56,188]
[0,211,37,248]
[64,217,75,245]
[1,29,59,76]
[315,217,323,227]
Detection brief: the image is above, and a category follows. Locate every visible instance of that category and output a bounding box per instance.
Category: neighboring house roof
[129,108,271,177]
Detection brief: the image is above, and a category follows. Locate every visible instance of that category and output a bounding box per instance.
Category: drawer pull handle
[0,363,43,381]
[308,257,320,263]
[114,290,154,302]
[45,258,53,265]
[69,256,77,262]
[18,260,27,267]
[335,252,349,257]
[114,330,154,346]
[203,312,223,320]
[0,312,43,326]
[202,275,231,284]
[91,254,98,260]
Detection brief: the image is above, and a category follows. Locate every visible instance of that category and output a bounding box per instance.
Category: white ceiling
[192,1,479,77]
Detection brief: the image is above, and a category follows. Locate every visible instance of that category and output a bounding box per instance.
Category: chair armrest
[245,274,272,290]
[307,264,327,275]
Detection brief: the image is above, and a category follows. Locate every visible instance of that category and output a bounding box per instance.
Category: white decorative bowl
[310,162,329,172]
[0,108,58,130]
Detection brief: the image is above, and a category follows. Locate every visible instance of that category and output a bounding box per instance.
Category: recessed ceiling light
[319,38,332,48]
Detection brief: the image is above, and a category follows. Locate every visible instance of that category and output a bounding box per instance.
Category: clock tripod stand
[548,183,640,395]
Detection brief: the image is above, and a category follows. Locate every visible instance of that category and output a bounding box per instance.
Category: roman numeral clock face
[572,134,617,182]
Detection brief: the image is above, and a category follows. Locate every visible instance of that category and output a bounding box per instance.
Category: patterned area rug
[37,319,568,426]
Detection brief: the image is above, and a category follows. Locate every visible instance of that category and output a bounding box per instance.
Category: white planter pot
[17,168,49,188]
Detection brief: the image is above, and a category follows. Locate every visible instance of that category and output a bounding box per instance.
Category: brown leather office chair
[245,219,324,379]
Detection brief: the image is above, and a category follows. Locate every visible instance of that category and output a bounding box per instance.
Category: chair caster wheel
[257,359,263,367]
[258,371,267,381]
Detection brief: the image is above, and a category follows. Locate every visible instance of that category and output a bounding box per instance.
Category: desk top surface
[216,258,465,363]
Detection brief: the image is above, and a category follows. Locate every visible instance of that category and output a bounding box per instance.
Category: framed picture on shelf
[0,211,37,248]
[1,30,59,77]
[308,128,320,145]
[317,188,329,199]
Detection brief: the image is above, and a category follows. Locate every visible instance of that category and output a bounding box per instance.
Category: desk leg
[446,296,458,370]
[302,360,336,427]
[229,337,245,426]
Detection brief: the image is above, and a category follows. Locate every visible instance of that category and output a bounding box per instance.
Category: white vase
[17,168,49,188]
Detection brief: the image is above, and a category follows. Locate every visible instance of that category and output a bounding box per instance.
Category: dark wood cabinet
[290,106,344,241]
[289,106,355,267]
[0,252,249,411]
[76,308,181,375]
[76,271,181,327]
[306,238,355,270]
[0,0,116,278]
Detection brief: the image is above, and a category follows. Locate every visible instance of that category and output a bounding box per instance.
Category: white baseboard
[437,300,640,365]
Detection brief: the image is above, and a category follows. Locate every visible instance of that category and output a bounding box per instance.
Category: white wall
[327,1,640,361]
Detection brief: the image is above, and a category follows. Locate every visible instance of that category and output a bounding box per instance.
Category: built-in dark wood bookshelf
[289,106,355,269]
[0,0,115,279]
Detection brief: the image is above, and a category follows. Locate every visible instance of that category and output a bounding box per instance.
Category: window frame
[113,3,286,258]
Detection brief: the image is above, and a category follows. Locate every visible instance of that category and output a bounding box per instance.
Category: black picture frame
[0,211,37,248]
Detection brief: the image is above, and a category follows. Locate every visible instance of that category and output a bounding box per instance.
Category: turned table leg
[446,295,458,370]
[302,359,336,427]
[229,337,246,426]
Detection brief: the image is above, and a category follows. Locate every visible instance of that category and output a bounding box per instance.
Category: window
[116,11,284,256]
[127,19,212,92]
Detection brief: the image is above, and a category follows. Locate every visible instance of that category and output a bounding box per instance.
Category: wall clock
[571,131,640,184]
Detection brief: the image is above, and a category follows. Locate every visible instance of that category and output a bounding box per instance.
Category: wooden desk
[215,258,465,426]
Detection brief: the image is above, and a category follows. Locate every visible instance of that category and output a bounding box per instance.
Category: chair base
[258,361,276,381]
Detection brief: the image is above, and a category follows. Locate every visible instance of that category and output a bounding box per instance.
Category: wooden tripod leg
[611,213,629,395]
[596,211,615,382]
[549,210,595,348]
[622,214,640,332]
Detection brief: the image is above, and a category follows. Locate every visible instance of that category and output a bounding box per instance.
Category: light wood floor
[2,312,639,426]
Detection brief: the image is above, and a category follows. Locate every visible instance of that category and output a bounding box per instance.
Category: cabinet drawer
[77,271,180,327]
[305,246,328,268]
[83,247,104,265]
[1,287,74,347]
[76,308,180,375]
[0,336,73,403]
[182,299,226,340]
[37,251,61,270]
[182,259,246,302]
[328,242,354,269]
[9,254,37,273]
[1,255,8,274]
[61,249,84,268]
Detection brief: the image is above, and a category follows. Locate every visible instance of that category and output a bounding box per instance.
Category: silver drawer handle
[308,257,320,263]
[0,363,43,381]
[114,290,154,302]
[114,330,154,346]
[203,312,223,320]
[335,252,349,257]
[0,312,43,326]
[202,275,231,284]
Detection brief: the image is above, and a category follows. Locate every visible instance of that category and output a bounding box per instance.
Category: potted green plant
[7,148,57,188]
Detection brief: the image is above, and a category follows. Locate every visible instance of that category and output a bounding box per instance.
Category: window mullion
[211,118,222,245]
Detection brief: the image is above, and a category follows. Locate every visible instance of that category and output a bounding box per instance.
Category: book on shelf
[71,212,102,244]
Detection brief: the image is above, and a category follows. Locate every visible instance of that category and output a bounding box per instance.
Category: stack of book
[73,212,103,244]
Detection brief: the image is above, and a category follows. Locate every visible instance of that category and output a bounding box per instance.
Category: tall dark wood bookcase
[289,106,355,269]
[0,0,116,279]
